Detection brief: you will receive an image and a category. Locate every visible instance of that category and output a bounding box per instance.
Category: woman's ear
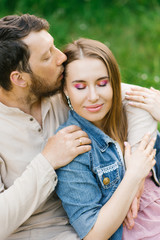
[10,71,27,88]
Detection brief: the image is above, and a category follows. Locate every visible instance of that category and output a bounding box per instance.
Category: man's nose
[56,48,67,65]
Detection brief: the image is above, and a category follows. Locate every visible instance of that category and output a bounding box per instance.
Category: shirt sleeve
[56,155,101,239]
[0,153,57,240]
[121,83,157,150]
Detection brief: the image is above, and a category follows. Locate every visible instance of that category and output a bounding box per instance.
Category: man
[0,14,91,239]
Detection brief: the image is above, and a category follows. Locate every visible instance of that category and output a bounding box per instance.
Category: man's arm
[0,125,91,239]
[0,154,56,239]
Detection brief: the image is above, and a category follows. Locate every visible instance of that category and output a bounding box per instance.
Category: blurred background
[0,0,159,88]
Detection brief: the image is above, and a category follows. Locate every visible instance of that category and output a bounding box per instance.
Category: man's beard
[29,73,61,98]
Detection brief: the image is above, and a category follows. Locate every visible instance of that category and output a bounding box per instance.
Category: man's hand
[42,125,91,169]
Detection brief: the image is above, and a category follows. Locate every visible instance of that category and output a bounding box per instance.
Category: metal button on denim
[103,177,110,185]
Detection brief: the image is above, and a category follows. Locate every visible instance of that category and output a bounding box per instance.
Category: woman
[122,86,160,239]
[55,38,156,240]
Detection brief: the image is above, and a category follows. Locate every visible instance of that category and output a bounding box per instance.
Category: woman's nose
[88,88,99,102]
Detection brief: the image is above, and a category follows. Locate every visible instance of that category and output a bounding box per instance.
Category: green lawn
[0,0,160,88]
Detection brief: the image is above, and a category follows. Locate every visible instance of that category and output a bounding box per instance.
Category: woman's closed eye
[73,78,109,90]
[97,79,109,87]
[74,83,86,90]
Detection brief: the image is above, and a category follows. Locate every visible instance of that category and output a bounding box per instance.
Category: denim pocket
[96,162,120,189]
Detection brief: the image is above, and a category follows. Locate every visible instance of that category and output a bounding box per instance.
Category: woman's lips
[85,104,103,112]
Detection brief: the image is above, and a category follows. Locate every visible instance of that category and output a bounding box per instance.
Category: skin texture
[64,58,113,129]
[22,30,66,98]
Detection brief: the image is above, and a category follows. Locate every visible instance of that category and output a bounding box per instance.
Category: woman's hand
[122,134,156,230]
[124,133,156,180]
[125,86,160,122]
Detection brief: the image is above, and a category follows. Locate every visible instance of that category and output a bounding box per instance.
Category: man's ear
[10,71,27,88]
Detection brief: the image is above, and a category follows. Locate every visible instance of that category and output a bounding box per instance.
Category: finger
[128,210,135,228]
[126,90,146,97]
[75,145,91,156]
[124,142,131,157]
[131,197,138,218]
[130,86,151,94]
[123,218,129,229]
[125,93,150,103]
[149,149,156,161]
[150,87,160,94]
[76,137,92,147]
[128,101,149,111]
[138,134,150,150]
[61,125,82,133]
[152,158,156,167]
[125,210,134,230]
[124,141,131,160]
[123,212,130,228]
[71,130,90,140]
[144,138,156,156]
[128,219,135,229]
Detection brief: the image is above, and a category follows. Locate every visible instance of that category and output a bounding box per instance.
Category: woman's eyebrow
[72,80,86,83]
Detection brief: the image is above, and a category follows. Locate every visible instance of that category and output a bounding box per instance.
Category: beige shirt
[121,83,157,150]
[0,84,157,240]
[0,94,79,240]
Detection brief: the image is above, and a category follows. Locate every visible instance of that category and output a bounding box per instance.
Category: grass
[0,0,160,89]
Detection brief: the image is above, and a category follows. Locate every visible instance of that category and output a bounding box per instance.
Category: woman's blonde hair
[61,38,128,147]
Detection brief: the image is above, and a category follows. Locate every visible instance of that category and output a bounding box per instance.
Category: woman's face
[64,57,113,128]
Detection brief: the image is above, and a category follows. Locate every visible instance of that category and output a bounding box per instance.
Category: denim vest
[56,110,125,240]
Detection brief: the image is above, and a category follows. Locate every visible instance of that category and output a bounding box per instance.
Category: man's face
[22,30,67,98]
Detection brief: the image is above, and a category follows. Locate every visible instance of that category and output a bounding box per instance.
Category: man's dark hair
[0,14,49,90]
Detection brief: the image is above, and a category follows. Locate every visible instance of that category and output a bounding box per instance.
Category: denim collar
[69,110,116,152]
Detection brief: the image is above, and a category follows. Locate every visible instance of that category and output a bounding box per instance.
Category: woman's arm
[57,134,155,240]
[84,134,156,240]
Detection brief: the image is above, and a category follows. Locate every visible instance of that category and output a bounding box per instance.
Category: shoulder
[56,110,82,133]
